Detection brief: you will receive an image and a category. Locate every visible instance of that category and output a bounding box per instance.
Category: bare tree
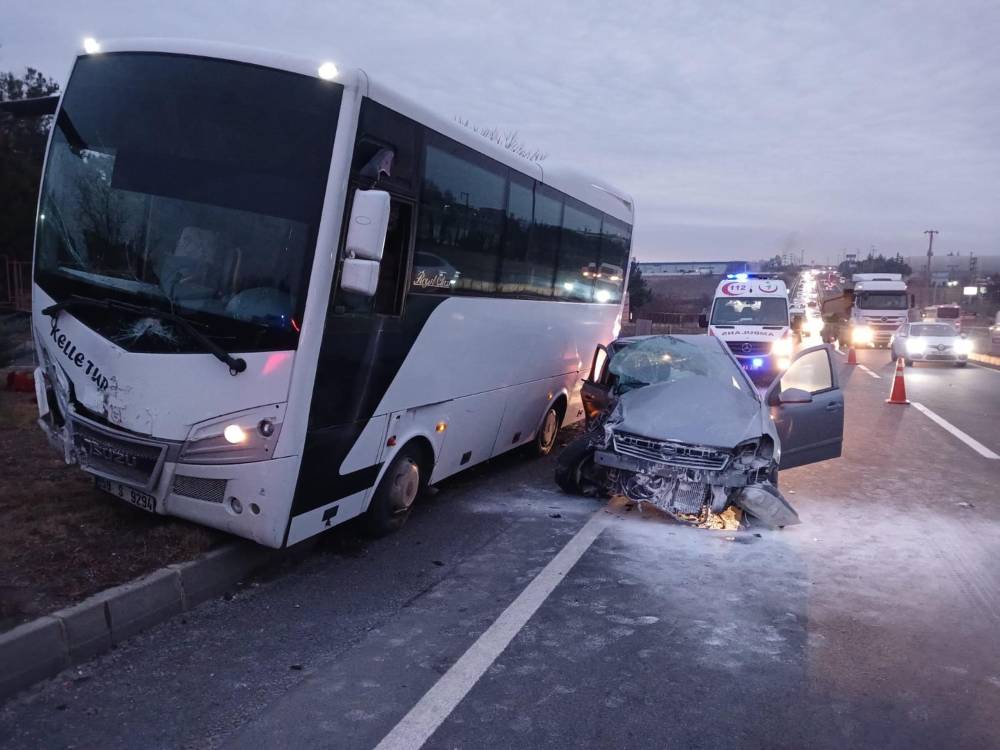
[454,117,547,162]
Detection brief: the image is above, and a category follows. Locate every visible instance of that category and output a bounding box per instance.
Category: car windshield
[34,53,342,352]
[911,324,956,337]
[856,292,907,310]
[608,336,755,400]
[710,297,788,326]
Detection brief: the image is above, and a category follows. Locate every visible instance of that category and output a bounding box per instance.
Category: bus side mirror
[341,190,391,296]
[698,313,708,328]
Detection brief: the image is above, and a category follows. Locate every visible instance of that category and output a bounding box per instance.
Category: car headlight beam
[771,338,794,357]
[905,339,927,354]
[852,325,873,345]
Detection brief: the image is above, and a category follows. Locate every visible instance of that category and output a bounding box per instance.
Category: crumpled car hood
[613,376,763,448]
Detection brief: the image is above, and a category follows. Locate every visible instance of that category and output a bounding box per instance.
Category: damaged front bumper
[593,445,799,528]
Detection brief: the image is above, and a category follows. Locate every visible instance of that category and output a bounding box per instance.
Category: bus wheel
[364,447,422,536]
[530,406,560,457]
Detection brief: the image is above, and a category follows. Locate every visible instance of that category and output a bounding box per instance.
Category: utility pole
[924,229,938,305]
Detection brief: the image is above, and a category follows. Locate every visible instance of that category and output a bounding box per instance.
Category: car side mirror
[340,190,390,296]
[779,387,813,404]
[698,313,708,329]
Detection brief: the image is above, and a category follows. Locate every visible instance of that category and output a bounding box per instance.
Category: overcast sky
[4,0,998,263]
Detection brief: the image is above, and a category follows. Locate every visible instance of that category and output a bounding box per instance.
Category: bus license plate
[94,476,157,513]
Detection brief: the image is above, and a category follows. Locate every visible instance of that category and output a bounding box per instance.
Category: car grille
[72,419,166,489]
[726,341,771,356]
[612,432,730,471]
[172,475,227,503]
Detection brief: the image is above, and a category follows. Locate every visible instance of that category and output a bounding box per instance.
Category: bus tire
[364,446,423,537]
[530,405,561,457]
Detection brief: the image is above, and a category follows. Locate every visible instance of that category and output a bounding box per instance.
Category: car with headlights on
[889,322,972,367]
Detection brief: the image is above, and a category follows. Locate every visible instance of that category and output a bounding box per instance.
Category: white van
[703,275,793,383]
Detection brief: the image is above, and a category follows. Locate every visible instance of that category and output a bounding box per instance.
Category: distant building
[636,260,750,277]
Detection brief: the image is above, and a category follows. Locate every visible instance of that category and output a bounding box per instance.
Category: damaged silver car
[556,335,844,527]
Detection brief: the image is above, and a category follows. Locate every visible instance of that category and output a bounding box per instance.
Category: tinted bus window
[530,185,563,296]
[597,216,630,303]
[415,140,505,293]
[554,201,602,301]
[499,175,554,297]
[351,99,418,195]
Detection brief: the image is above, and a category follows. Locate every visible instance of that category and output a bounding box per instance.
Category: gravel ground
[0,388,220,631]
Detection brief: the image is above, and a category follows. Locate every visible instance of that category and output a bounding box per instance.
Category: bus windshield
[855,292,907,310]
[711,297,788,326]
[34,53,342,352]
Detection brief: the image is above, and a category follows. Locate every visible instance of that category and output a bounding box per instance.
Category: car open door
[580,344,613,427]
[765,344,844,470]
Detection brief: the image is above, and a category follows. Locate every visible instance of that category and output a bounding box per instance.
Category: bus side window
[373,200,413,316]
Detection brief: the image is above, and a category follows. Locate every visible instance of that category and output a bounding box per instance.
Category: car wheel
[364,446,423,537]
[529,406,560,457]
[904,359,913,367]
[955,362,967,368]
[555,434,597,495]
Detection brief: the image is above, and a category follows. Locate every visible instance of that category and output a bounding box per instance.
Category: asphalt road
[2,351,999,749]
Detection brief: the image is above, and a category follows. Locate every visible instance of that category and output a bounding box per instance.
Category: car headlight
[180,404,285,464]
[954,338,973,354]
[852,325,873,344]
[807,318,824,335]
[905,339,926,354]
[771,338,794,357]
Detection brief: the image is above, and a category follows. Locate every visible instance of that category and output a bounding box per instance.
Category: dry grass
[0,389,220,631]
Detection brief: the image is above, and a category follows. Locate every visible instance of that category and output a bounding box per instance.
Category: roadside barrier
[886,358,909,405]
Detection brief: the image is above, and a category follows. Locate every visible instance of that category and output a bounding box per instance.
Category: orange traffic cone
[847,346,858,365]
[886,357,909,405]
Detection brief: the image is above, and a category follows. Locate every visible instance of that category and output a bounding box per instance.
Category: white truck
[845,273,911,348]
[701,274,794,384]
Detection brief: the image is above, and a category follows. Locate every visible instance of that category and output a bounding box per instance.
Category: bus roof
[84,38,635,224]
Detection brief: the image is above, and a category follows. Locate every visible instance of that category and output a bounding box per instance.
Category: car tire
[956,362,967,368]
[904,359,913,367]
[555,434,597,495]
[529,405,560,457]
[364,446,424,537]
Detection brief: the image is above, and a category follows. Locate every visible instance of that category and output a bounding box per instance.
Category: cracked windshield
[34,53,342,350]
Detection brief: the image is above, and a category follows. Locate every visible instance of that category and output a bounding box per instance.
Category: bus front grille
[172,475,227,504]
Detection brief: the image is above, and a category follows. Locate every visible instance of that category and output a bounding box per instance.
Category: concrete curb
[970,352,1000,367]
[0,542,273,702]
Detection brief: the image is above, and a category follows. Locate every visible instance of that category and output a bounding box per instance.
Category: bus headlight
[180,405,284,464]
[852,325,873,345]
[771,338,794,357]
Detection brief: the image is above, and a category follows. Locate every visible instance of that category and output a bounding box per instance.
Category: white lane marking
[911,402,1000,460]
[857,364,882,379]
[374,511,610,750]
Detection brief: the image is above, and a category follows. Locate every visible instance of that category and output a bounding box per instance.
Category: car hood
[612,376,763,448]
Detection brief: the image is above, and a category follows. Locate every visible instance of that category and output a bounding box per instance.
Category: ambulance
[703,274,793,383]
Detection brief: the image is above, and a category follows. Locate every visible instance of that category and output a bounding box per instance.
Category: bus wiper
[42,294,248,375]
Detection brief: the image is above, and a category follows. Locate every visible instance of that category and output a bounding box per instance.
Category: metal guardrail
[0,256,32,312]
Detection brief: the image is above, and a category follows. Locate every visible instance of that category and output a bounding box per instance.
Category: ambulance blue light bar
[726,272,783,281]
